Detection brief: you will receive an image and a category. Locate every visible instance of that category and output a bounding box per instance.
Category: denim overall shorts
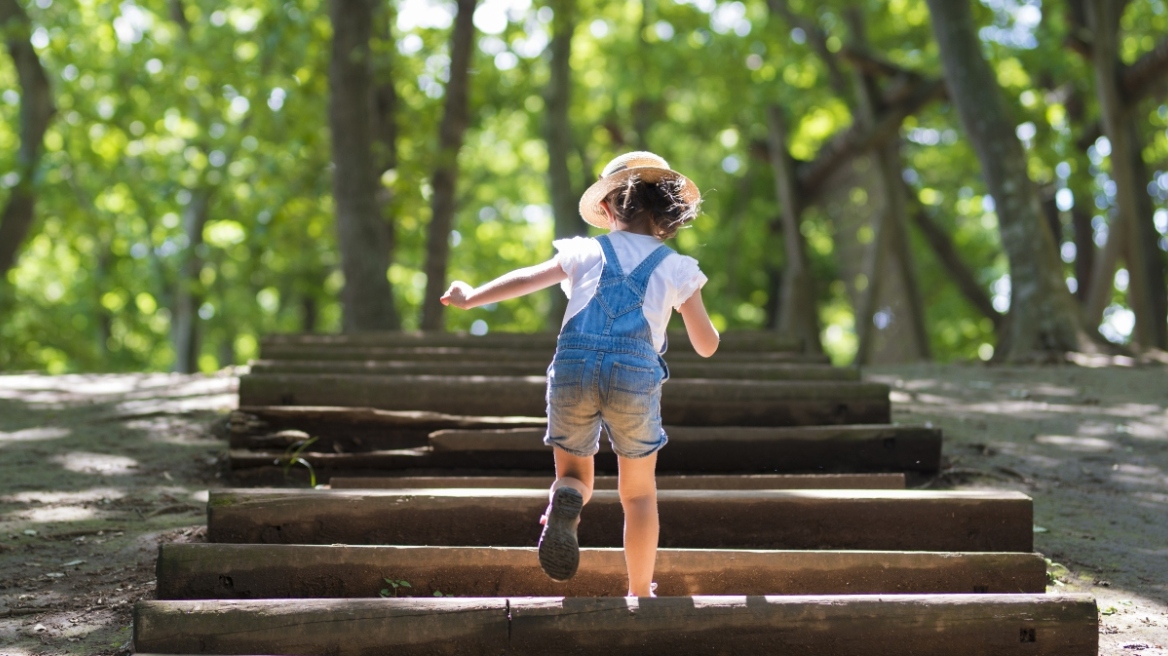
[543,234,673,459]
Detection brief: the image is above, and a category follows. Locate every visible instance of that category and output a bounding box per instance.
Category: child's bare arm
[678,289,719,357]
[441,258,568,310]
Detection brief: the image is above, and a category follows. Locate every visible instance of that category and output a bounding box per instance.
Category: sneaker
[538,486,583,582]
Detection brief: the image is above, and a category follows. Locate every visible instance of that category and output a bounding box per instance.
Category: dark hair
[603,175,699,240]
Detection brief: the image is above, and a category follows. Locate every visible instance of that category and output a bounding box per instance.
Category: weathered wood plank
[430,425,941,473]
[206,489,1033,552]
[327,473,907,490]
[247,358,860,381]
[228,406,545,450]
[156,544,1046,599]
[258,344,832,364]
[260,330,803,352]
[134,595,1098,656]
[237,375,891,426]
[228,424,941,475]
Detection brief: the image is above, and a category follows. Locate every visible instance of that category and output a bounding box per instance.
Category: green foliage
[379,577,411,597]
[1,0,1166,370]
[279,436,318,487]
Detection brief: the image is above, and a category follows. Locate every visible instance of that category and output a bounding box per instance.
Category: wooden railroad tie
[326,472,907,490]
[228,424,941,475]
[206,488,1033,552]
[247,357,860,381]
[134,595,1098,656]
[238,375,892,426]
[156,544,1047,599]
[257,344,832,364]
[259,329,804,353]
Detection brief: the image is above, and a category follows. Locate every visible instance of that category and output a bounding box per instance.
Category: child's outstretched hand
[441,281,474,309]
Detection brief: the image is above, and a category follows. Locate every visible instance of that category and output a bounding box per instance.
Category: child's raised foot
[538,486,584,582]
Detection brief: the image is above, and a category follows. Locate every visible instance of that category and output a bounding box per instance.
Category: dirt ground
[0,362,1164,655]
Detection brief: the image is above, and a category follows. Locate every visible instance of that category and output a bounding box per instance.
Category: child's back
[440,151,718,596]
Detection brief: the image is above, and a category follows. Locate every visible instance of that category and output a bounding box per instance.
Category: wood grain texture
[134,595,1097,655]
[156,544,1047,599]
[206,488,1033,551]
[237,374,891,426]
[326,473,907,490]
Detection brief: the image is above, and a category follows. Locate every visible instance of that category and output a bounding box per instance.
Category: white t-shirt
[553,231,707,353]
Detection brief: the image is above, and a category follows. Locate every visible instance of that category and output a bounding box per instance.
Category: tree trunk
[1085,0,1167,349]
[907,197,1003,333]
[0,0,55,279]
[924,0,1092,360]
[766,106,823,354]
[844,9,929,364]
[544,0,584,326]
[369,1,401,330]
[330,0,396,333]
[420,0,477,331]
[1070,206,1094,302]
[173,192,209,373]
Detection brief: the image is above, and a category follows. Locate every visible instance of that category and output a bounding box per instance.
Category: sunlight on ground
[15,505,100,523]
[51,452,140,476]
[1,487,125,504]
[0,427,71,443]
[1033,435,1116,452]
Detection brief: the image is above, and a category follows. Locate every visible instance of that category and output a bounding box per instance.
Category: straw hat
[578,151,701,229]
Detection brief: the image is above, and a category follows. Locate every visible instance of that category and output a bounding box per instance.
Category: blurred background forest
[0,0,1166,373]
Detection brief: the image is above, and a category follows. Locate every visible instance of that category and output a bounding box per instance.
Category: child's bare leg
[617,452,658,597]
[551,447,594,504]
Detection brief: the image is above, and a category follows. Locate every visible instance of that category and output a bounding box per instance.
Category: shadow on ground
[0,373,236,656]
[867,362,1168,655]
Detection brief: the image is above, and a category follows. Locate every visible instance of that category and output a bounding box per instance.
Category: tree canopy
[1,0,1166,372]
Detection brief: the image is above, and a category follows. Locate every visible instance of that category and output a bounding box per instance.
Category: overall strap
[595,235,624,279]
[626,243,675,294]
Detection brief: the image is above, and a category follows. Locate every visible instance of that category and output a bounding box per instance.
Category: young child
[440,151,719,597]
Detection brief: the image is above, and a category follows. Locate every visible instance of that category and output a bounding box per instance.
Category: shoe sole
[538,487,583,582]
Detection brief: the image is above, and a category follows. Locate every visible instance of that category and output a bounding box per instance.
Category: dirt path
[867,363,1168,655]
[0,364,1164,655]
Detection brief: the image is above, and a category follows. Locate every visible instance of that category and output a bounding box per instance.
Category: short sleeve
[670,255,708,310]
[553,237,596,279]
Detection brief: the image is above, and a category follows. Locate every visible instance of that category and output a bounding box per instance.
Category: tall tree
[330,0,397,333]
[420,0,477,331]
[843,9,929,363]
[923,0,1093,359]
[167,0,212,373]
[370,1,402,330]
[1082,0,1167,348]
[545,0,585,324]
[0,0,54,279]
[766,106,822,353]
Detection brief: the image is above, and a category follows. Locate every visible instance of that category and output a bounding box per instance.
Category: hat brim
[578,166,700,230]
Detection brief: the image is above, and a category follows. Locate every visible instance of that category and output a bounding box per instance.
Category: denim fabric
[545,234,674,459]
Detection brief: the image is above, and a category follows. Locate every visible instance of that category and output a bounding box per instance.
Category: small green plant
[433,590,448,597]
[277,437,318,487]
[380,578,411,597]
[1044,557,1069,587]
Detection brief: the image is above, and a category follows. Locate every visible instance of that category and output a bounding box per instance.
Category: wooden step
[258,344,832,364]
[207,489,1032,552]
[228,424,941,475]
[134,595,1098,655]
[260,329,803,352]
[247,358,860,381]
[156,544,1046,599]
[431,424,941,473]
[238,375,891,426]
[228,406,545,450]
[327,473,907,490]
